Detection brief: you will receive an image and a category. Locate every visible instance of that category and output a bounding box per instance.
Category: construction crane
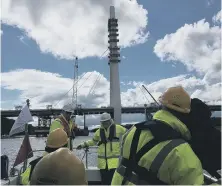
[72,57,78,109]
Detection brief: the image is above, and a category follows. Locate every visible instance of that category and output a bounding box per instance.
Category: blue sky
[1,0,221,124]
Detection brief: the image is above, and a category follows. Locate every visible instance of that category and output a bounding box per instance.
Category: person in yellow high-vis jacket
[21,128,69,185]
[77,112,127,185]
[111,86,207,185]
[49,104,75,150]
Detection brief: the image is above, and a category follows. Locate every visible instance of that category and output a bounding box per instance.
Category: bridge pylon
[108,6,121,124]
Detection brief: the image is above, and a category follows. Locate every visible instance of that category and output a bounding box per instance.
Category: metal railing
[7,146,221,185]
[73,146,98,169]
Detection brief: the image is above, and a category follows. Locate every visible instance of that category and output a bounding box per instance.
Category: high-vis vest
[49,115,73,150]
[83,124,126,170]
[21,153,48,185]
[111,110,204,185]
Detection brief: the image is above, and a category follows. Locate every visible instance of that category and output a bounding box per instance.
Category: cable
[53,73,87,107]
[139,86,150,103]
[53,47,108,107]
[77,71,95,89]
[99,48,109,59]
[87,74,101,96]
[91,75,102,95]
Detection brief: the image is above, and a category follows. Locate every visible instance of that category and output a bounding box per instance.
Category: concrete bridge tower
[108,6,121,124]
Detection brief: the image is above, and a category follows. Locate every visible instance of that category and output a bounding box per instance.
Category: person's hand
[76,145,82,150]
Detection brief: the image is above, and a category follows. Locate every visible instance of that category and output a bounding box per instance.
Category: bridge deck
[1,105,221,117]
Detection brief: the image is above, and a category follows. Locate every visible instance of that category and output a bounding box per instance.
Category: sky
[0,0,221,125]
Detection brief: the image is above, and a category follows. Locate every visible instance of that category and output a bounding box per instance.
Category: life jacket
[116,119,187,185]
[55,115,71,137]
[97,124,119,151]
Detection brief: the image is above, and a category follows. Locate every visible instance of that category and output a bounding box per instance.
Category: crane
[72,57,78,109]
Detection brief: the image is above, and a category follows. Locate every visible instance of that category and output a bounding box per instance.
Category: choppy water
[1,133,98,170]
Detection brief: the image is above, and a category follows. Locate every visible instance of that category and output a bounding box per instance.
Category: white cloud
[154,19,221,84]
[1,0,149,59]
[1,69,220,112]
[122,55,126,59]
[1,69,110,109]
[212,10,221,24]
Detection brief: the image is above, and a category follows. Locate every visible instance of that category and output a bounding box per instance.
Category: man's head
[30,148,87,185]
[62,104,74,121]
[45,128,68,154]
[100,112,113,129]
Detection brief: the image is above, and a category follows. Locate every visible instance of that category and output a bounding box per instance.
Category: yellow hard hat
[46,128,68,148]
[30,148,87,185]
[159,86,191,113]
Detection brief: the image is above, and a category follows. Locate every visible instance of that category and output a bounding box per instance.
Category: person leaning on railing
[20,128,69,185]
[76,112,127,185]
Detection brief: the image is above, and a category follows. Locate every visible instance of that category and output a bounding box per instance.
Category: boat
[1,145,221,185]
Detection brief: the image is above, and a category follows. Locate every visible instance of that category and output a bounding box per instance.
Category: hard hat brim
[100,118,111,122]
[47,138,69,148]
[159,99,190,114]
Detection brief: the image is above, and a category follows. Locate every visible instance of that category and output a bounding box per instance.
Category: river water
[1,133,98,170]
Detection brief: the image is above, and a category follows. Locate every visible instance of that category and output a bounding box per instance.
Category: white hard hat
[62,103,74,113]
[100,112,111,122]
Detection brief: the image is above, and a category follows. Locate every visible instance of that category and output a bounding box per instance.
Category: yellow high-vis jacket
[81,124,127,170]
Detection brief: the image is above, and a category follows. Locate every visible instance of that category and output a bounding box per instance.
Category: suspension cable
[87,74,101,96]
[91,75,102,95]
[53,47,109,107]
[53,73,87,107]
[138,85,150,103]
[77,72,95,89]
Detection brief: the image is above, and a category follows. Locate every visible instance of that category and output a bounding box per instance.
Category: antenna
[142,85,160,106]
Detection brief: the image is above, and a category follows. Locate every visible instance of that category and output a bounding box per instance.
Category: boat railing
[9,146,97,177]
[73,146,98,169]
[7,146,221,185]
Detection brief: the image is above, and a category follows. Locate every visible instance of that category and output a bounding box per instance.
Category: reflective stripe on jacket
[83,124,126,170]
[111,110,204,185]
[49,115,73,149]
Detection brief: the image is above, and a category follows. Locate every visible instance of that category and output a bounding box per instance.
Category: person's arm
[80,129,100,147]
[20,166,31,185]
[169,144,204,185]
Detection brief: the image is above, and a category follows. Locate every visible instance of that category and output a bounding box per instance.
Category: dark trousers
[100,168,115,185]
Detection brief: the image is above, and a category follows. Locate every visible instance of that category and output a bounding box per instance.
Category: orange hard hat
[159,86,191,113]
[46,128,68,148]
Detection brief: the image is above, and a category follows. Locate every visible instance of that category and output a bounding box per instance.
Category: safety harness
[116,120,187,185]
[97,124,120,169]
[97,124,119,149]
